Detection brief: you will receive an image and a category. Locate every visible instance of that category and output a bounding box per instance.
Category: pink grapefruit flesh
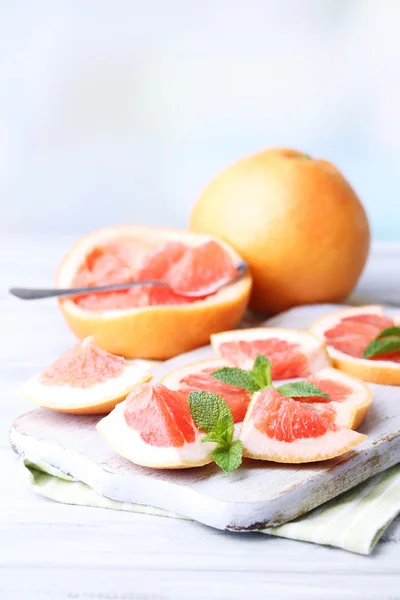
[217,338,310,379]
[72,239,236,311]
[124,384,197,447]
[324,313,398,360]
[40,337,126,388]
[177,368,251,423]
[253,388,338,442]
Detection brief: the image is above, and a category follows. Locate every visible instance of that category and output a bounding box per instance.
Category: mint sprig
[363,326,400,359]
[211,354,327,400]
[188,391,242,473]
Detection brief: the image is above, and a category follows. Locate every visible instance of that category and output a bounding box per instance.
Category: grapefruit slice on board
[211,328,330,379]
[239,387,366,463]
[293,367,372,430]
[97,383,215,468]
[18,337,151,414]
[310,305,400,385]
[160,358,252,423]
[57,226,252,359]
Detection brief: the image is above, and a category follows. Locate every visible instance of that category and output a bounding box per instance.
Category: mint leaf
[202,414,233,445]
[212,440,243,473]
[376,326,400,340]
[251,355,272,389]
[188,391,234,436]
[211,367,260,392]
[277,381,329,400]
[188,392,241,473]
[363,337,400,359]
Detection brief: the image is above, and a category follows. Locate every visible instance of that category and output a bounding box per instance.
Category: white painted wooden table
[1,234,400,600]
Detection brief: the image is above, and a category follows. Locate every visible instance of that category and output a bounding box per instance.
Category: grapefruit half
[57,225,252,359]
[97,383,216,468]
[160,358,252,423]
[211,328,330,379]
[18,337,151,414]
[239,387,366,463]
[310,305,400,385]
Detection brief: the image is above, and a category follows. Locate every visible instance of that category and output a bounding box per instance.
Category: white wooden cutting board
[9,304,400,531]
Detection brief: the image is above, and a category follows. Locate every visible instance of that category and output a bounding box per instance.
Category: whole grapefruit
[189,148,370,314]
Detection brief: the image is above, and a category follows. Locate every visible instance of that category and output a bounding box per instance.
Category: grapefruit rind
[211,328,331,373]
[57,225,252,359]
[310,306,400,385]
[97,402,215,469]
[239,392,366,463]
[18,364,151,414]
[303,367,372,430]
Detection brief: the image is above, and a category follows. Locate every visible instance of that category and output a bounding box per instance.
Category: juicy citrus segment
[310,306,400,385]
[324,313,394,359]
[211,328,330,379]
[218,338,309,379]
[239,387,366,463]
[40,337,126,388]
[167,240,237,294]
[123,383,196,447]
[18,337,151,414]
[97,385,215,469]
[160,358,251,423]
[252,388,338,442]
[72,238,236,311]
[57,226,252,359]
[300,368,372,429]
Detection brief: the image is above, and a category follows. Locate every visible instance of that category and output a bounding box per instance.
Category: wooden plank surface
[1,235,400,599]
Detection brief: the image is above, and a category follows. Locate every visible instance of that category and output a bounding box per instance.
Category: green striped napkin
[20,457,400,555]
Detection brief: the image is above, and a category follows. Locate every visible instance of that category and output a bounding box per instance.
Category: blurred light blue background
[1,0,399,239]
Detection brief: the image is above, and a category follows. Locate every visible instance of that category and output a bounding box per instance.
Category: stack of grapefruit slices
[19,312,376,471]
[98,327,370,469]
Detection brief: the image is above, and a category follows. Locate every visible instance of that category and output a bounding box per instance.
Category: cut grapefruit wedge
[160,358,252,423]
[239,387,366,463]
[18,337,151,414]
[97,383,215,468]
[297,367,372,430]
[211,328,330,379]
[310,305,400,385]
[57,226,252,359]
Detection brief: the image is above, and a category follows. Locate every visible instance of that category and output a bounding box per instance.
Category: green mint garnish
[250,355,272,389]
[212,439,243,473]
[212,353,327,400]
[188,391,242,472]
[364,337,400,359]
[211,367,260,392]
[376,326,400,340]
[277,381,329,400]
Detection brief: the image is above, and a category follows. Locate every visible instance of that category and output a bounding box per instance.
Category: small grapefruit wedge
[297,368,372,430]
[310,306,400,385]
[57,226,252,359]
[211,328,330,379]
[160,358,252,423]
[18,337,151,414]
[97,383,215,468]
[239,387,366,463]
